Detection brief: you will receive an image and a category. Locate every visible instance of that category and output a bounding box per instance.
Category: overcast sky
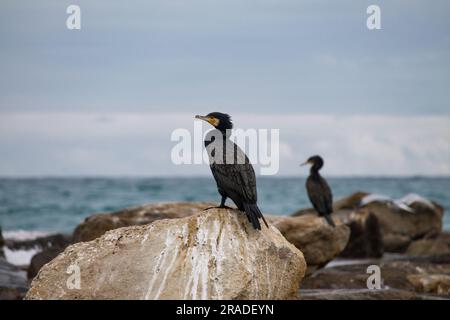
[0,0,449,176]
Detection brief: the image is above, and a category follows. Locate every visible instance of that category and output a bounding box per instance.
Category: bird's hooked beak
[195,114,219,127]
[300,160,311,167]
[195,115,207,121]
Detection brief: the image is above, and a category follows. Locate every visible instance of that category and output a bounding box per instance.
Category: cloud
[0,112,448,176]
[1,1,450,115]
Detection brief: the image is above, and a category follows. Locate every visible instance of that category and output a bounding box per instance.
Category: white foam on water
[3,230,50,241]
[4,246,40,266]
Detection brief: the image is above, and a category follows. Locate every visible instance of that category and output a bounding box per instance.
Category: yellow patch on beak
[207,117,219,127]
[195,115,220,127]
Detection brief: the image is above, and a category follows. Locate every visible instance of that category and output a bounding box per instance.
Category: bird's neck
[204,129,229,147]
[310,167,321,178]
[218,128,231,136]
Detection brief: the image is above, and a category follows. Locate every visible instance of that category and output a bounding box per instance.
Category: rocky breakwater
[300,254,450,299]
[26,208,306,300]
[294,192,445,257]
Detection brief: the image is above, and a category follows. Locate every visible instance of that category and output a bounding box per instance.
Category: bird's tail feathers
[323,214,335,227]
[243,203,269,230]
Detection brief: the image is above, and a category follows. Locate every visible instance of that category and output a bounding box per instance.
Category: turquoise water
[0,177,449,233]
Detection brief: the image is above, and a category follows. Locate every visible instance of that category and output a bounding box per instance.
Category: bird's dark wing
[321,177,333,213]
[306,176,333,215]
[210,162,257,203]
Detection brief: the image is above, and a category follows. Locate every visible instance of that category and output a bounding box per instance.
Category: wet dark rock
[340,212,384,258]
[0,257,28,300]
[301,254,450,299]
[4,233,71,280]
[5,233,71,252]
[300,288,425,300]
[27,247,65,280]
[0,227,4,258]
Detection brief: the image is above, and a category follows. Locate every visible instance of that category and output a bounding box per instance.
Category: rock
[339,212,384,258]
[0,257,28,300]
[0,227,4,258]
[382,234,412,252]
[407,274,450,295]
[292,192,444,255]
[28,247,65,280]
[302,254,450,299]
[356,199,443,252]
[267,214,350,274]
[406,232,450,257]
[26,208,306,300]
[4,233,71,271]
[73,202,215,243]
[73,202,346,275]
[5,233,71,252]
[300,288,424,300]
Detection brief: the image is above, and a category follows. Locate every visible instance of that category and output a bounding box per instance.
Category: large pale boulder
[73,202,214,242]
[267,214,350,274]
[26,208,306,300]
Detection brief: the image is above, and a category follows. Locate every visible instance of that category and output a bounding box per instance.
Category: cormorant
[301,155,335,227]
[195,112,269,230]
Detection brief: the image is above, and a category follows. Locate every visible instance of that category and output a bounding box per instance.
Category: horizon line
[0,174,449,179]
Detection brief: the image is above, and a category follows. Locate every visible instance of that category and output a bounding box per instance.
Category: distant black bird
[195,112,269,230]
[301,155,335,227]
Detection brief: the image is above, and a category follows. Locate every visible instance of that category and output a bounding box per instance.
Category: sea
[1,177,449,235]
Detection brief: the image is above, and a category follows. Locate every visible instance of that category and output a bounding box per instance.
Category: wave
[3,230,51,241]
[2,230,54,266]
[4,246,40,266]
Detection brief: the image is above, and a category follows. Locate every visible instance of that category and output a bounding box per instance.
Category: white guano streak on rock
[181,223,189,246]
[140,233,149,245]
[144,229,173,299]
[188,216,210,300]
[153,239,180,299]
[209,219,224,299]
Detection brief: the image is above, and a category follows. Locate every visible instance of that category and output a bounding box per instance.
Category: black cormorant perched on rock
[301,155,335,227]
[195,112,269,230]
